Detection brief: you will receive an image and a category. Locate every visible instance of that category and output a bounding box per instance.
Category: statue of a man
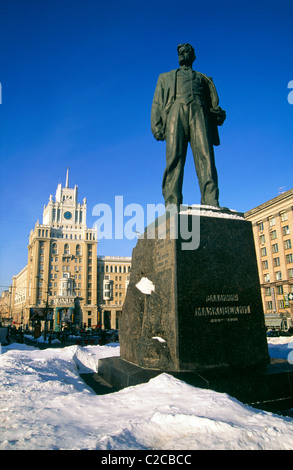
[151,43,226,208]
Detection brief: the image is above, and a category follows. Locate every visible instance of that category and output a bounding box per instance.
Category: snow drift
[0,338,292,450]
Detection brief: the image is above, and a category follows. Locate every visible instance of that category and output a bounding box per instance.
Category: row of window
[258,211,288,231]
[262,254,293,269]
[264,268,293,282]
[261,239,291,255]
[104,300,123,306]
[98,265,131,273]
[52,243,82,255]
[50,265,84,272]
[267,300,290,310]
[103,275,130,281]
[49,273,82,280]
[37,292,82,300]
[52,233,83,240]
[50,257,82,263]
[259,227,290,244]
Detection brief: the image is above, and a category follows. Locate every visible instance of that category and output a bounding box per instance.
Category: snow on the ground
[0,338,293,450]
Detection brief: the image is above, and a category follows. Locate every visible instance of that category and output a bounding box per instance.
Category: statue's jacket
[151,69,221,146]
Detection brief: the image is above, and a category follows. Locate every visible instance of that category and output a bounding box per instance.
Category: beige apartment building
[97,256,131,330]
[245,189,293,328]
[0,289,12,324]
[10,170,98,331]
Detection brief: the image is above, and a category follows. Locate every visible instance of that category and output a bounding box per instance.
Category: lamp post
[36,276,50,341]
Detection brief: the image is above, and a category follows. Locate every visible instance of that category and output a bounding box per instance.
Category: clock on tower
[64,211,72,220]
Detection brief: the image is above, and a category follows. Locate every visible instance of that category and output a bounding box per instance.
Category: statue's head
[177,43,196,66]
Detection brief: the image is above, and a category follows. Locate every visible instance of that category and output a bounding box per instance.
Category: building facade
[10,170,98,331]
[0,290,12,325]
[245,189,293,328]
[97,256,131,330]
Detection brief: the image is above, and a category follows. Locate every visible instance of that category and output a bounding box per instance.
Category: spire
[65,167,69,188]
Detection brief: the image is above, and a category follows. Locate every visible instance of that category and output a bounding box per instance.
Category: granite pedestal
[97,206,293,411]
[119,206,269,371]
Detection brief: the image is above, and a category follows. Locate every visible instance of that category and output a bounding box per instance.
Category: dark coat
[151,69,221,146]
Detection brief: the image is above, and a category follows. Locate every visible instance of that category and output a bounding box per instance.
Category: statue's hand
[154,131,165,141]
[210,107,226,126]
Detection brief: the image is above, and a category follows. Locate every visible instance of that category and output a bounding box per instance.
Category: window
[285,239,292,249]
[275,271,282,281]
[64,243,70,255]
[52,242,58,255]
[280,211,288,222]
[265,287,271,296]
[269,217,275,227]
[272,243,279,253]
[76,244,81,256]
[279,300,284,309]
[260,235,265,244]
[264,273,270,282]
[283,225,290,236]
[286,253,293,264]
[276,285,283,295]
[273,257,280,267]
[258,221,264,231]
[267,301,273,310]
[270,230,277,240]
[261,247,267,256]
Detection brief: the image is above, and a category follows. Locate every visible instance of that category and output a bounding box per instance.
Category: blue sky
[0,0,292,292]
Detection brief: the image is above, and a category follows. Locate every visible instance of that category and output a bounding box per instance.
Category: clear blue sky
[0,0,292,292]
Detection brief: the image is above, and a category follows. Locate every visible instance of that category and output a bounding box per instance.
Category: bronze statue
[151,43,226,208]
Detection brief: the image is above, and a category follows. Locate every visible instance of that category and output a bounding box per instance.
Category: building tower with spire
[11,170,98,331]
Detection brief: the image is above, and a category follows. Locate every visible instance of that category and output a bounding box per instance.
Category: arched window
[52,242,58,255]
[64,243,70,255]
[76,244,81,256]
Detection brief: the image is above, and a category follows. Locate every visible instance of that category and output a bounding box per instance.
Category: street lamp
[36,276,50,341]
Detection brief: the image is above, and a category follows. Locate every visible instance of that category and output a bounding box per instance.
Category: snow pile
[181,204,245,221]
[266,336,293,362]
[0,339,293,450]
[136,277,155,295]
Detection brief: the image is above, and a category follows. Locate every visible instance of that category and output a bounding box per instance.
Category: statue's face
[178,45,194,66]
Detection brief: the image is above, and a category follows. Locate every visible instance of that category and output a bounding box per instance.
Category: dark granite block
[119,208,269,371]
